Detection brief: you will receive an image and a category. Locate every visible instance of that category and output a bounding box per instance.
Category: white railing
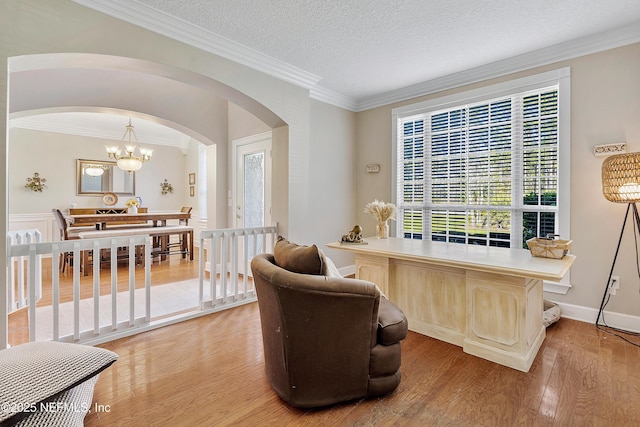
[199,225,278,309]
[4,226,277,349]
[6,236,151,346]
[7,230,43,314]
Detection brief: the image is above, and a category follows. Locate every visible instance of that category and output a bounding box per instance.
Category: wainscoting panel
[9,213,57,243]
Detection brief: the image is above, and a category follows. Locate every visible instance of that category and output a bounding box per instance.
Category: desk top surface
[327,237,575,281]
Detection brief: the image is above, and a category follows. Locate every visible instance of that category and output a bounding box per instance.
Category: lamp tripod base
[596,202,640,335]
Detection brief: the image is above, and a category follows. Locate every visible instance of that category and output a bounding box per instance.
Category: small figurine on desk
[341,225,364,244]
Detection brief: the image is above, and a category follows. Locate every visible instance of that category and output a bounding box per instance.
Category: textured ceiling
[12,0,640,142]
[135,0,640,100]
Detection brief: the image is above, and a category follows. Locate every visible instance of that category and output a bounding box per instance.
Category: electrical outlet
[608,276,620,295]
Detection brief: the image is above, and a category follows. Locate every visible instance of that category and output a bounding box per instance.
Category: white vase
[128,206,138,214]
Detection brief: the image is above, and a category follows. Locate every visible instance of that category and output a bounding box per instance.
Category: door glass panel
[243,152,265,256]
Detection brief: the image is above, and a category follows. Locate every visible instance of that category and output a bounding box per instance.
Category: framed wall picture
[190,186,195,197]
[189,173,196,185]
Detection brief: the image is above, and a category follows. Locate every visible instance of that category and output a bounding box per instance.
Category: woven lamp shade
[602,152,640,203]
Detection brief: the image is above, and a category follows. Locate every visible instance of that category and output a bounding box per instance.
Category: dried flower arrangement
[160,179,173,195]
[364,199,397,239]
[364,199,397,222]
[25,173,47,192]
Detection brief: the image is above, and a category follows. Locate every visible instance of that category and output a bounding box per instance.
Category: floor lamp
[596,152,640,329]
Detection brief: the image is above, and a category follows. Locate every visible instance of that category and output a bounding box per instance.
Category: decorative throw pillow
[0,341,118,425]
[319,249,343,277]
[273,235,323,275]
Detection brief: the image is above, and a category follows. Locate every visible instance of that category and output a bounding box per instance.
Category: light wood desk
[328,238,575,372]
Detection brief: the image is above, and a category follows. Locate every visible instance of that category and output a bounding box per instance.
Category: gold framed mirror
[76,159,136,196]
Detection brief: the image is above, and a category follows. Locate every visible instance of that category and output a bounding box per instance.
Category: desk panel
[328,238,574,372]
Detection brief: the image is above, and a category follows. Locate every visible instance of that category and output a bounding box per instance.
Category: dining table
[69,212,191,230]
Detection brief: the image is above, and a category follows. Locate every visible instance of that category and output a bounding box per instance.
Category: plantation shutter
[396,86,559,248]
[521,89,559,242]
[398,117,425,239]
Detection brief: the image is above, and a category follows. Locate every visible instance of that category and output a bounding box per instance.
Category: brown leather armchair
[251,253,408,408]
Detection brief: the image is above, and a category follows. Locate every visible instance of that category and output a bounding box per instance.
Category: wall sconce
[160,179,173,195]
[25,172,47,192]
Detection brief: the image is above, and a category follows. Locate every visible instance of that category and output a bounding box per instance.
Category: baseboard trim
[552,301,640,333]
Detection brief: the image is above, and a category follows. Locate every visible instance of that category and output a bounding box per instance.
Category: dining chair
[163,207,193,255]
[52,209,77,273]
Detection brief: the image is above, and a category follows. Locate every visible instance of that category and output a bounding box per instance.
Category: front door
[233,132,272,268]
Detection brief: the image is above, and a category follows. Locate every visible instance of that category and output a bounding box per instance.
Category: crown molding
[71,0,321,91]
[71,0,639,113]
[309,85,358,111]
[355,23,640,111]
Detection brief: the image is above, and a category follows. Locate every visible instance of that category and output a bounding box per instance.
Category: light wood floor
[9,254,640,425]
[85,302,640,426]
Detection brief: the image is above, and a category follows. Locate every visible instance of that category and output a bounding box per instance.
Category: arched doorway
[5,53,287,345]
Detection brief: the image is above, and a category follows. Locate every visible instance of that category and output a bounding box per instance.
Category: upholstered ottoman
[0,341,118,426]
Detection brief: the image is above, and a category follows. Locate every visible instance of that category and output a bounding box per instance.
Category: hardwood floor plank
[10,255,640,425]
[81,308,640,426]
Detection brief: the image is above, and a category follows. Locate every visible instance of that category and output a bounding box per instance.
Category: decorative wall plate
[102,192,118,206]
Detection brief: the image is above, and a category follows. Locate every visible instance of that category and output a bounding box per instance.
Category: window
[393,69,570,250]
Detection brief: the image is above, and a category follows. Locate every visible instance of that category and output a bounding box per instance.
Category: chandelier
[105,118,152,172]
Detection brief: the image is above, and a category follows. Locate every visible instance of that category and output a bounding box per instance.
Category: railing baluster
[198,235,205,309]
[198,225,277,305]
[222,233,229,302]
[28,244,37,342]
[6,227,273,347]
[51,243,60,341]
[129,239,136,327]
[17,234,25,312]
[73,241,82,341]
[7,230,43,315]
[93,241,101,336]
[6,236,14,316]
[242,233,250,298]
[231,232,238,301]
[211,234,218,305]
[111,239,118,331]
[145,237,151,322]
[33,232,43,302]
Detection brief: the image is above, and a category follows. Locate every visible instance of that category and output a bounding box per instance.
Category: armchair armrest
[377,297,408,345]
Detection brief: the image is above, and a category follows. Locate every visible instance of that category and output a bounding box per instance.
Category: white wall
[0,0,356,255]
[9,128,188,214]
[356,43,640,318]
[309,100,357,268]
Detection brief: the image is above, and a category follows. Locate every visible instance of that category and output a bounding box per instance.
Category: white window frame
[391,67,571,293]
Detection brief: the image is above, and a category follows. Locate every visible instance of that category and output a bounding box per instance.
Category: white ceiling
[97,0,640,107]
[10,112,191,149]
[11,0,640,141]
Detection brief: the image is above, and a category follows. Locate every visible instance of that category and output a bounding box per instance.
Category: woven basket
[526,237,572,259]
